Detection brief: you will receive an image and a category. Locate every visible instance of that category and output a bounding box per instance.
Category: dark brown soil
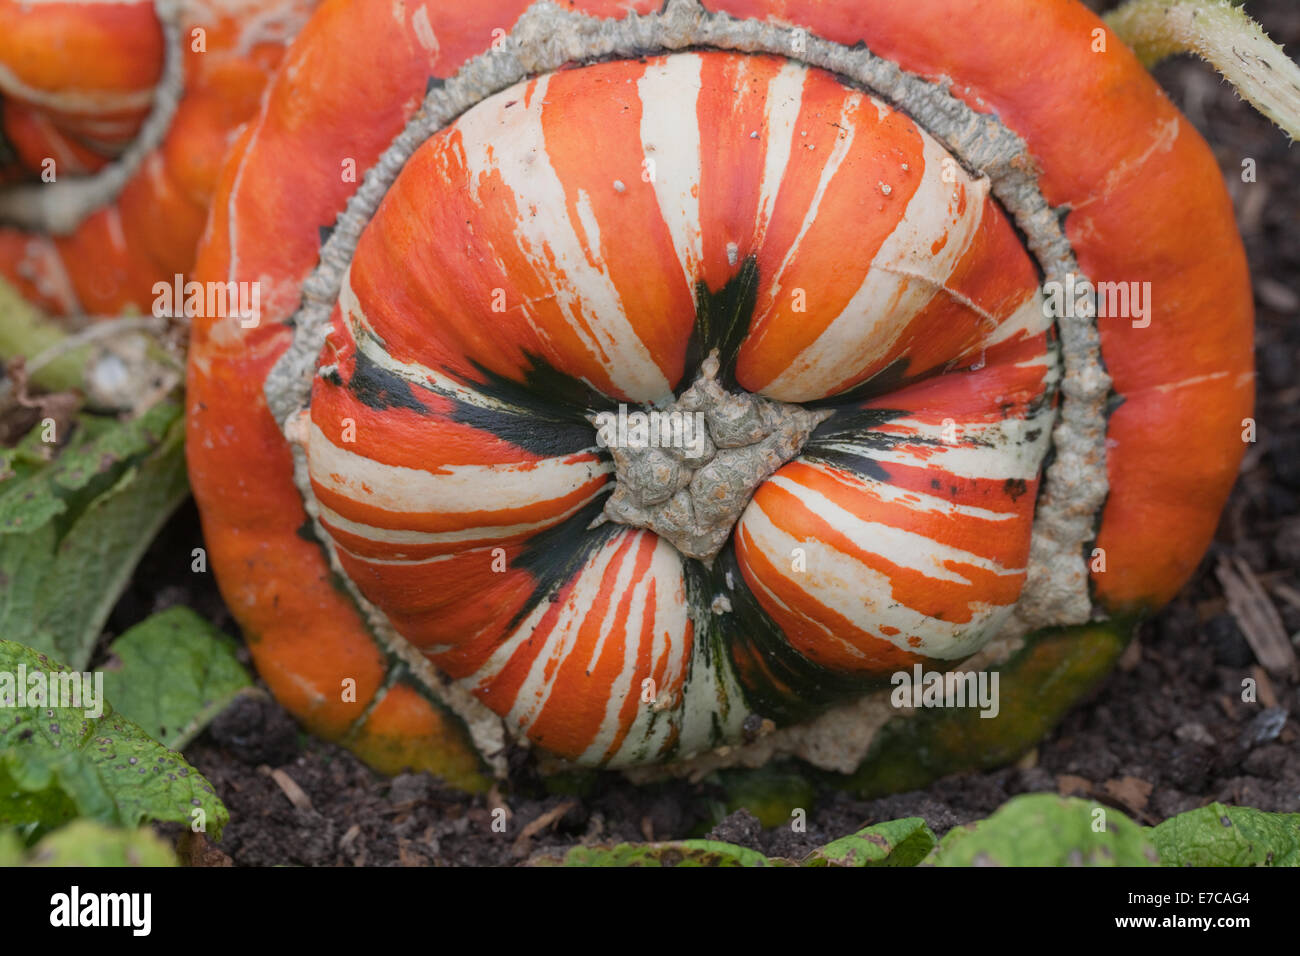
[133,0,1300,865]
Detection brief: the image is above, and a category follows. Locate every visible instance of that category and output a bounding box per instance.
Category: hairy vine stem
[25,315,172,376]
[1108,0,1300,140]
[0,313,179,412]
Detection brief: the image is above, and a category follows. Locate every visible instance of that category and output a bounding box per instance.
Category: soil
[119,0,1300,865]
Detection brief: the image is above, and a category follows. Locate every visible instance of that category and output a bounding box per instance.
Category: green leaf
[0,403,189,669]
[22,819,176,866]
[803,817,937,867]
[0,424,56,485]
[531,840,789,867]
[1151,803,1300,866]
[923,794,1160,866]
[0,640,228,842]
[0,400,177,534]
[0,754,79,841]
[0,827,22,865]
[0,522,60,660]
[526,798,1300,868]
[101,607,251,750]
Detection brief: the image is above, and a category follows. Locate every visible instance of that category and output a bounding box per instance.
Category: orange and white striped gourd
[183,0,1253,780]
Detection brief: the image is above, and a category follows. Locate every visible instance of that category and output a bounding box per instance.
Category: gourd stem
[0,279,175,407]
[25,315,170,378]
[0,282,84,392]
[1107,0,1300,140]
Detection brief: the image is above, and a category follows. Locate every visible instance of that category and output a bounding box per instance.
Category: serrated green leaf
[803,817,936,867]
[23,819,176,866]
[1151,803,1300,866]
[923,794,1160,866]
[0,405,189,669]
[101,607,251,750]
[531,839,788,867]
[0,640,227,841]
[0,400,179,536]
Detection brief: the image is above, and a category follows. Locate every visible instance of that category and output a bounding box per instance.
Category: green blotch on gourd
[923,794,1159,867]
[713,763,817,829]
[840,622,1131,797]
[1151,803,1300,866]
[803,817,936,867]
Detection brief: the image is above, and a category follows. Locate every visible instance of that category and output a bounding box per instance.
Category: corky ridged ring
[186,0,1253,785]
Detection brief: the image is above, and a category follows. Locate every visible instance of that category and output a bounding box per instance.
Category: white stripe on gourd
[737,494,1020,660]
[638,53,704,292]
[306,422,608,517]
[759,135,991,401]
[318,502,599,549]
[457,72,672,402]
[754,60,807,244]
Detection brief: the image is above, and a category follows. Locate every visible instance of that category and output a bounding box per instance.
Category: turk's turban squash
[184,0,1254,781]
[0,0,314,317]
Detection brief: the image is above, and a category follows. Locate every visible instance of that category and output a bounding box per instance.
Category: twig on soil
[1249,666,1281,709]
[511,801,576,858]
[260,765,315,812]
[1270,581,1300,619]
[338,824,362,853]
[1216,556,1298,676]
[487,784,512,823]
